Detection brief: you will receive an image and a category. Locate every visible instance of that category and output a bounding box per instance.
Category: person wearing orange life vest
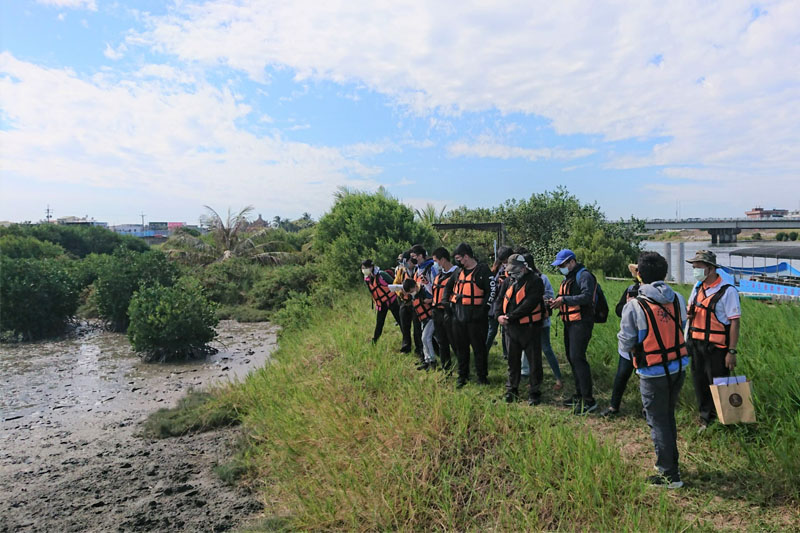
[361,259,402,346]
[451,242,493,388]
[402,277,437,370]
[431,247,458,372]
[486,246,514,358]
[548,249,597,415]
[685,250,741,430]
[618,252,689,488]
[492,254,546,405]
[409,244,439,368]
[394,251,423,356]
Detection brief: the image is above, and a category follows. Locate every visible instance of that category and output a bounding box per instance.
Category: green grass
[164,279,800,531]
[216,304,272,323]
[141,390,240,438]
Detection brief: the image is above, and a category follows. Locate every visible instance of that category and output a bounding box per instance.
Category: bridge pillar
[708,228,741,244]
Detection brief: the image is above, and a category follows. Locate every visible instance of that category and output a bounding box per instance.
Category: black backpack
[578,268,609,324]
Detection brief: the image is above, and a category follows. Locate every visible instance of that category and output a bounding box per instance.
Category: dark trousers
[563,320,595,403]
[486,317,507,356]
[689,341,729,423]
[640,371,685,479]
[432,309,454,370]
[610,355,635,410]
[373,300,401,342]
[399,304,423,356]
[454,318,489,383]
[505,324,543,399]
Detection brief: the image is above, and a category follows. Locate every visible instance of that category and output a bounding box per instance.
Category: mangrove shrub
[94,249,179,331]
[127,277,218,362]
[0,235,65,259]
[314,187,435,287]
[0,257,80,340]
[249,263,320,311]
[0,223,148,257]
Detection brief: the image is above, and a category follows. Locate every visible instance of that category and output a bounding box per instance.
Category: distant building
[56,215,108,227]
[787,210,800,220]
[249,214,269,229]
[745,207,789,219]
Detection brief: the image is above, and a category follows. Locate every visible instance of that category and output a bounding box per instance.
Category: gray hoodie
[617,281,688,377]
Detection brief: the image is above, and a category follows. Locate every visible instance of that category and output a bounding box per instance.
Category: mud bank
[0,320,278,533]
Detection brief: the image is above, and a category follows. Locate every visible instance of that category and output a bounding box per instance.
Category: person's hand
[497,315,509,325]
[548,297,562,309]
[725,351,737,370]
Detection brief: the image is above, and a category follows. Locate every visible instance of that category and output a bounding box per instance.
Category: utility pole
[45,205,53,223]
[140,212,146,231]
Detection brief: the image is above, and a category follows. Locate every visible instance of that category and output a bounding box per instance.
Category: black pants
[373,300,401,343]
[453,318,489,383]
[505,323,543,398]
[689,340,729,423]
[432,309,454,370]
[399,304,423,356]
[610,355,635,410]
[563,320,594,403]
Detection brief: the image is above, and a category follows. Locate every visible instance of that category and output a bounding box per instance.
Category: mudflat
[0,320,277,533]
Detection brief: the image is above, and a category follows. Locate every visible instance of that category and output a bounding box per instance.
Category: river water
[641,240,800,282]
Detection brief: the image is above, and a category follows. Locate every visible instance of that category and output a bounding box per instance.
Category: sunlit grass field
[180,278,800,531]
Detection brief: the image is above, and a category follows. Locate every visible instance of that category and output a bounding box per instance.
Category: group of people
[361,244,741,488]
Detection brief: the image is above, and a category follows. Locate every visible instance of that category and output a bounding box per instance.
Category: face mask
[409,257,418,265]
[693,268,707,282]
[559,267,570,276]
[361,268,372,277]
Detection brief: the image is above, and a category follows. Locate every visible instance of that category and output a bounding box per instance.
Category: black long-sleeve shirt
[453,262,493,323]
[491,271,544,327]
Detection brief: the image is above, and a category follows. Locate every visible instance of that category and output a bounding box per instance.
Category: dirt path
[0,320,277,533]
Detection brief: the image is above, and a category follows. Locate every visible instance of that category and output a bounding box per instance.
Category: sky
[1,1,799,226]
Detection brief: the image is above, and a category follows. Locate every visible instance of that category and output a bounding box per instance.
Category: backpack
[383,267,395,279]
[578,268,609,324]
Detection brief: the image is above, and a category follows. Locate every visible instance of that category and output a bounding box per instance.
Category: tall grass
[199,278,799,530]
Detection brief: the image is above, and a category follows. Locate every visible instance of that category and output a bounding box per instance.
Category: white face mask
[559,266,570,276]
[361,268,372,277]
[692,267,707,282]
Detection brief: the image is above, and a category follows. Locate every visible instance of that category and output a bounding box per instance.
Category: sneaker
[600,407,620,418]
[562,395,580,407]
[647,474,684,489]
[528,396,542,406]
[504,390,518,403]
[573,401,598,415]
[553,380,563,391]
[416,362,430,371]
[697,420,709,434]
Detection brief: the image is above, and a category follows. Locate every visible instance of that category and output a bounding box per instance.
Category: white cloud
[0,53,379,217]
[37,0,96,11]
[131,0,800,194]
[448,138,595,162]
[103,43,126,60]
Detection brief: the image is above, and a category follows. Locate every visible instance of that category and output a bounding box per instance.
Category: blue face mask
[559,266,570,276]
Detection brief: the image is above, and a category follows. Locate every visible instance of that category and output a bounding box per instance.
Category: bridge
[644,218,800,243]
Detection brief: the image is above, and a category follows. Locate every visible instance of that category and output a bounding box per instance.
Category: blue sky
[2,1,799,225]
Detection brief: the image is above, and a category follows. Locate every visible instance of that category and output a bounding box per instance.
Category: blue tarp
[720,262,800,278]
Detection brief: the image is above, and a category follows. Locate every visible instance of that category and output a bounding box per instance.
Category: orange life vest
[558,278,582,322]
[432,270,454,309]
[451,268,485,306]
[503,282,544,325]
[396,268,413,304]
[633,296,688,370]
[366,275,396,308]
[412,293,433,321]
[688,280,732,348]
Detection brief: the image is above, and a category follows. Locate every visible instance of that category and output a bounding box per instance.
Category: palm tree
[415,203,447,226]
[164,205,294,265]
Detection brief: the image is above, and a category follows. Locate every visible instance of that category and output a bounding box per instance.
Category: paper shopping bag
[709,377,756,424]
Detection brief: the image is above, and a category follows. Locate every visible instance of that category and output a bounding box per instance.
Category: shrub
[790,231,798,241]
[127,277,218,362]
[249,263,320,310]
[314,188,435,288]
[0,235,65,259]
[94,249,179,331]
[196,257,264,305]
[751,232,762,241]
[567,217,639,277]
[0,257,80,340]
[776,232,787,241]
[0,223,148,257]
